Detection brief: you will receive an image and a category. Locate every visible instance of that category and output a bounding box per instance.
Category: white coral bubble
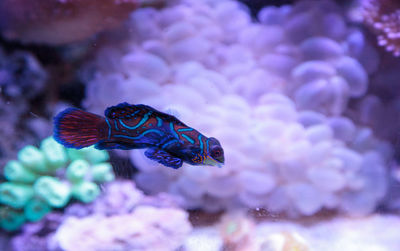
[121,53,169,82]
[291,61,336,87]
[298,110,327,127]
[307,167,345,192]
[328,117,356,142]
[305,125,333,143]
[286,183,323,215]
[294,77,349,115]
[205,176,239,198]
[164,22,196,43]
[334,56,368,97]
[169,37,211,62]
[239,170,276,195]
[300,37,343,60]
[82,0,392,217]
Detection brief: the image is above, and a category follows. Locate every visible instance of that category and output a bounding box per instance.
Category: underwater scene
[1,0,400,250]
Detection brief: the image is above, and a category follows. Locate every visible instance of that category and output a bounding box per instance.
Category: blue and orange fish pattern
[53,102,224,169]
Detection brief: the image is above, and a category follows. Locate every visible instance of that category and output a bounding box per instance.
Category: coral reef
[53,206,191,251]
[362,0,400,56]
[83,0,393,216]
[0,0,168,45]
[10,180,184,251]
[1,0,400,250]
[0,137,114,231]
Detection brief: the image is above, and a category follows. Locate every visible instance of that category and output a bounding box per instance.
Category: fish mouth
[203,157,224,168]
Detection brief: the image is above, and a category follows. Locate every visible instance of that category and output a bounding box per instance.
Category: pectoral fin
[144,148,183,169]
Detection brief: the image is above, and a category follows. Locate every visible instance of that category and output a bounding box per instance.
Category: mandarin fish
[53,102,224,169]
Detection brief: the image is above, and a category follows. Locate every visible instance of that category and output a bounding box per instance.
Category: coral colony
[362,0,400,57]
[0,137,114,231]
[84,0,392,216]
[11,181,192,251]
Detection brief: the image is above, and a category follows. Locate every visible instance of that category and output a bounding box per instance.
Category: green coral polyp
[67,146,110,163]
[0,182,34,208]
[0,206,26,231]
[92,163,115,183]
[18,145,48,173]
[66,148,86,161]
[66,159,90,183]
[24,197,51,222]
[34,176,71,208]
[83,146,110,164]
[72,181,101,203]
[4,160,38,183]
[0,136,114,231]
[41,137,68,169]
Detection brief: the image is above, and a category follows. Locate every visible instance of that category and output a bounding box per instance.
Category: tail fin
[53,108,107,149]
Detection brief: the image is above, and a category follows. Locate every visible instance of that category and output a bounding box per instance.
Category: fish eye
[211,147,223,158]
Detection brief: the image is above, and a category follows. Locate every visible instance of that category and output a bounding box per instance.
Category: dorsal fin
[105,102,145,119]
[104,103,186,126]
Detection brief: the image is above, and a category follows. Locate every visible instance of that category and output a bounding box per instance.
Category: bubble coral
[83,0,392,216]
[362,0,400,56]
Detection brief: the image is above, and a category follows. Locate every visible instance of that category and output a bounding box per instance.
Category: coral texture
[83,0,392,216]
[0,137,114,231]
[362,0,400,56]
[10,180,182,251]
[53,206,192,251]
[11,212,63,251]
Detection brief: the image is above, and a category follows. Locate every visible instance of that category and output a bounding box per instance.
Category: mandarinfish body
[53,102,224,169]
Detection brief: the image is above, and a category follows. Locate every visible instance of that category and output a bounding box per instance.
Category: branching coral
[362,0,400,56]
[83,0,393,216]
[0,137,114,231]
